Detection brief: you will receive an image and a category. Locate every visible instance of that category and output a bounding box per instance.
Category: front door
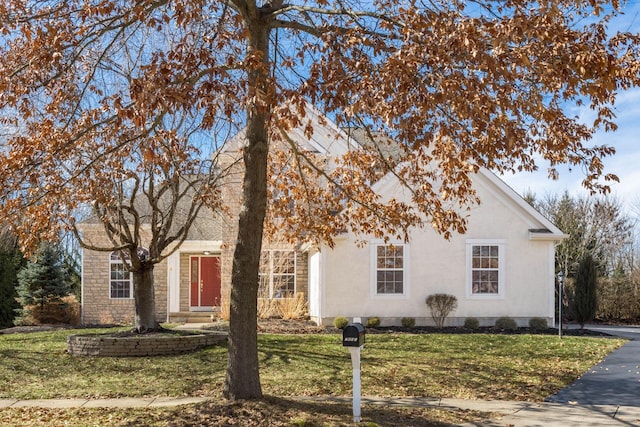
[190,256,221,310]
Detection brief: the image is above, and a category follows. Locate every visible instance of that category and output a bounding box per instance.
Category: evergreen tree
[0,248,22,328]
[573,254,599,328]
[60,250,81,302]
[16,243,69,311]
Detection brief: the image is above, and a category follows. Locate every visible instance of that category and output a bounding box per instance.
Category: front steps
[168,311,217,324]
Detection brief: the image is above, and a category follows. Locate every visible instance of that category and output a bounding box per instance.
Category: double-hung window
[109,252,132,299]
[372,242,408,297]
[466,240,505,298]
[259,250,296,298]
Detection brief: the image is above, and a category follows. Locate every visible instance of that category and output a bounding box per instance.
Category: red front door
[190,256,221,308]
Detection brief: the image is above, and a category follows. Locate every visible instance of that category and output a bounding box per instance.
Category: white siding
[318,170,559,327]
[308,251,321,320]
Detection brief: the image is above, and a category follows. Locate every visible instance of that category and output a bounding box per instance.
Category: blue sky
[500,1,640,209]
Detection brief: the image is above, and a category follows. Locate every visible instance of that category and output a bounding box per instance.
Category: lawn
[0,328,624,402]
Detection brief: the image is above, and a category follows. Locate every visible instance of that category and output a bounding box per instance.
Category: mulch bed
[239,319,615,337]
[367,325,613,337]
[0,319,616,337]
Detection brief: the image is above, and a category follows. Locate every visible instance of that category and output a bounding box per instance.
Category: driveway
[546,324,640,407]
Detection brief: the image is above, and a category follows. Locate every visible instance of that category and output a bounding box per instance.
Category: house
[79,107,566,327]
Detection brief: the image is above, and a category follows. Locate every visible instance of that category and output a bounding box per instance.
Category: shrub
[494,316,518,331]
[425,293,458,328]
[464,317,480,330]
[366,316,381,328]
[278,293,308,320]
[401,317,415,328]
[528,317,548,331]
[15,295,80,326]
[333,316,349,329]
[257,298,279,319]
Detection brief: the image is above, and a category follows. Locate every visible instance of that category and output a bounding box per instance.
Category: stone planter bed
[67,330,227,357]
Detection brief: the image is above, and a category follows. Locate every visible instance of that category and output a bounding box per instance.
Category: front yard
[0,328,623,401]
[0,328,625,426]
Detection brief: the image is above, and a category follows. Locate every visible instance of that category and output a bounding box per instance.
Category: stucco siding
[318,172,558,327]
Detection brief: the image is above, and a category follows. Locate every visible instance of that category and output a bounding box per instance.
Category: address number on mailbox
[342,323,366,347]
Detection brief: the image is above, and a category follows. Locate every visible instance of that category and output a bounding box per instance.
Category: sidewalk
[297,396,640,426]
[0,396,210,409]
[3,395,638,426]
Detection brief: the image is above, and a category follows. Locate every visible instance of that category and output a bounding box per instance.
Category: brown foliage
[0,1,637,252]
[16,295,80,326]
[277,293,309,320]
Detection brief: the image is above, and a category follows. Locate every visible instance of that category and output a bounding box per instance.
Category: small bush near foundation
[528,317,548,331]
[333,316,349,329]
[257,298,279,319]
[366,316,381,328]
[425,293,458,328]
[464,317,480,330]
[278,293,308,320]
[495,316,518,331]
[401,317,416,328]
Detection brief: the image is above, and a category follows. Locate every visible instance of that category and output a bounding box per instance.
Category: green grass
[0,329,625,402]
[258,333,624,401]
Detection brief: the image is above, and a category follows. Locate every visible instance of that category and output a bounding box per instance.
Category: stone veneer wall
[218,155,310,304]
[81,226,167,325]
[67,331,227,357]
[179,253,191,312]
[295,251,309,297]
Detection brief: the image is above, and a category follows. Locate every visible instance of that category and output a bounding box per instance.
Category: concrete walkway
[296,396,640,426]
[0,396,210,409]
[3,395,638,426]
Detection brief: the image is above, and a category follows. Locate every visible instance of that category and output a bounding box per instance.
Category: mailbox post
[343,323,366,423]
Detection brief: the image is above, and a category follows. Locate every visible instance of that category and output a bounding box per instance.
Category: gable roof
[220,106,566,242]
[370,159,567,242]
[476,168,567,241]
[221,103,356,157]
[78,177,222,242]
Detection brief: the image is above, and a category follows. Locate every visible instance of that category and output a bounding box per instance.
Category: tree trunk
[223,19,271,401]
[132,263,159,333]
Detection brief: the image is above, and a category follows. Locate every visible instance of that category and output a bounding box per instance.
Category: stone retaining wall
[67,331,227,357]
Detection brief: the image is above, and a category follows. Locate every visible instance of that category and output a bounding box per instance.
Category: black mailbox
[342,323,366,347]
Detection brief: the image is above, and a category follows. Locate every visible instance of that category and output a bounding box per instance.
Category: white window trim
[109,252,133,300]
[466,239,505,300]
[370,240,410,299]
[259,250,297,299]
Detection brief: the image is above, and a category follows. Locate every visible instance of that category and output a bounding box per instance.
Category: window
[466,240,504,298]
[259,250,296,298]
[109,248,148,299]
[110,252,132,299]
[372,243,408,296]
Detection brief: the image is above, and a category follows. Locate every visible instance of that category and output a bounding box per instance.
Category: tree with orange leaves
[0,0,638,400]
